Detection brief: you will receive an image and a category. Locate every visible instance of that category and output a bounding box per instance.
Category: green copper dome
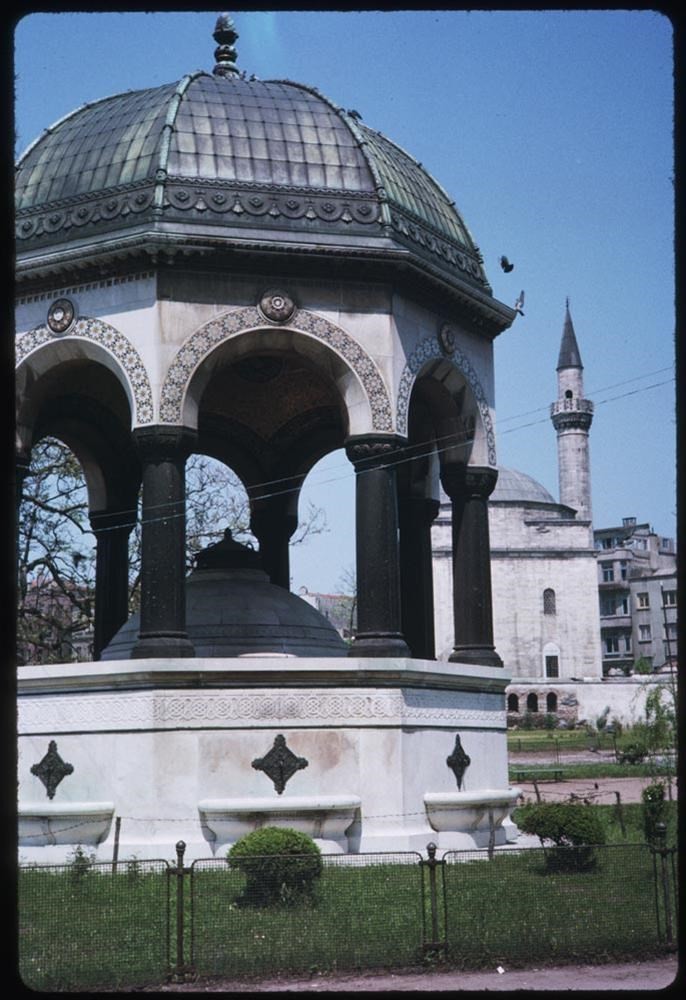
[16,30,492,296]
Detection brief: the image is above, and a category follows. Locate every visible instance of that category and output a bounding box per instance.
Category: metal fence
[443,842,677,968]
[17,837,678,991]
[18,856,171,992]
[189,850,426,978]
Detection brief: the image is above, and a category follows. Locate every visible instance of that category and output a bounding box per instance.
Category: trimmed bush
[641,781,667,844]
[618,741,648,764]
[227,826,322,907]
[517,803,606,871]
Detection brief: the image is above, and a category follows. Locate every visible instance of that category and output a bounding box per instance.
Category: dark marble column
[89,508,135,660]
[15,451,31,513]
[250,493,298,589]
[398,494,440,660]
[440,463,502,666]
[131,427,195,659]
[345,436,410,658]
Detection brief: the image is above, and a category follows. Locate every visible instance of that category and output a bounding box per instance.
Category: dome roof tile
[16,72,497,299]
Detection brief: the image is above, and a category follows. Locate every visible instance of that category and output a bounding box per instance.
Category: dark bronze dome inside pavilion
[16,17,490,295]
[101,529,347,660]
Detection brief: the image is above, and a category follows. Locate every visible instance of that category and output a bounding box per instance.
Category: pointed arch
[16,317,154,427]
[396,334,496,465]
[158,306,394,434]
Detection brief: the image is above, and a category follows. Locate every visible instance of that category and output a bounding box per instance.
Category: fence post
[487,808,496,860]
[420,842,446,960]
[613,791,626,839]
[169,840,192,982]
[111,816,122,874]
[652,823,675,948]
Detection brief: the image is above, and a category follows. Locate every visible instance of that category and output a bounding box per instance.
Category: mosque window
[546,692,558,712]
[526,692,539,712]
[543,588,556,615]
[507,693,519,713]
[545,655,559,678]
[565,389,573,399]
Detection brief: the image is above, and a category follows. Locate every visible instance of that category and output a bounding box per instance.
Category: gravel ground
[145,956,679,992]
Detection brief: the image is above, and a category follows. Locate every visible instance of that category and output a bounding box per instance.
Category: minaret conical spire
[557,298,583,370]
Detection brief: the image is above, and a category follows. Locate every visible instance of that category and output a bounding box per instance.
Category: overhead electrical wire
[20,370,676,537]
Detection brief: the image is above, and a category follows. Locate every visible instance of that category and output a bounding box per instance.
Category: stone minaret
[550,300,594,522]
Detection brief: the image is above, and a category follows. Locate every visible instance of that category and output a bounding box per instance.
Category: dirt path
[147,956,679,992]
[512,773,676,805]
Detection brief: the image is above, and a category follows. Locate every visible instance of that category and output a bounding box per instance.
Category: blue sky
[14,10,676,594]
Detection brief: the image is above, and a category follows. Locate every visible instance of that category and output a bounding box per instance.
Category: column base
[131,633,195,659]
[348,633,411,658]
[449,645,503,667]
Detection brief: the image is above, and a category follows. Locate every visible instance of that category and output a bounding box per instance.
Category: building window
[663,590,677,607]
[507,693,519,713]
[636,592,650,609]
[543,588,556,615]
[601,563,614,582]
[545,655,559,678]
[601,538,613,549]
[526,693,539,712]
[623,634,632,653]
[619,561,628,580]
[663,622,678,641]
[546,692,558,713]
[638,624,652,642]
[605,635,619,655]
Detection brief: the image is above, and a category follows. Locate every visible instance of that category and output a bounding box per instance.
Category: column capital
[440,463,498,501]
[132,425,197,461]
[345,434,406,471]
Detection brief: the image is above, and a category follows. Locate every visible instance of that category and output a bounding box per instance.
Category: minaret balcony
[550,398,594,416]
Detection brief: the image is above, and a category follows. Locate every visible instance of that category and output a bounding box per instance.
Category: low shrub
[618,741,648,765]
[516,803,606,871]
[641,781,667,844]
[227,826,322,907]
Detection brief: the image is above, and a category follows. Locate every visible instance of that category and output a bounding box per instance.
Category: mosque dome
[15,15,493,305]
[490,467,556,505]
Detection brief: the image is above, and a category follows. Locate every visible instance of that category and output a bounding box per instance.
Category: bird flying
[514,290,525,316]
[499,255,514,273]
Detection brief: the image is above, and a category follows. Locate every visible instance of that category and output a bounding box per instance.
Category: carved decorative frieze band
[396,334,496,465]
[159,306,394,431]
[18,688,505,732]
[16,317,154,425]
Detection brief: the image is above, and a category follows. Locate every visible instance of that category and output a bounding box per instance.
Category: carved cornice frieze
[16,183,156,243]
[389,208,489,289]
[18,687,505,732]
[16,179,381,244]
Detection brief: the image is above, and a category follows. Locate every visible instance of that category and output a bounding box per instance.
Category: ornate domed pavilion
[16,14,519,861]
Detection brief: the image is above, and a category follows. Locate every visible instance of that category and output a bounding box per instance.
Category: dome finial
[213,13,239,77]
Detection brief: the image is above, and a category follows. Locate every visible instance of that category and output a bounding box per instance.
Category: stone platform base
[18,656,519,863]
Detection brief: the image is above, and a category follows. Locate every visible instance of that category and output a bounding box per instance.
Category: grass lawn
[18,814,677,991]
[509,760,676,781]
